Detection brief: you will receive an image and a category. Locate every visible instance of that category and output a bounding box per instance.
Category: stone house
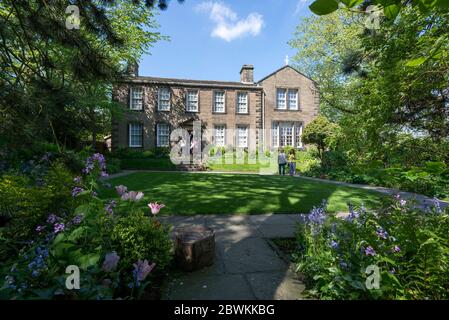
[111,64,319,152]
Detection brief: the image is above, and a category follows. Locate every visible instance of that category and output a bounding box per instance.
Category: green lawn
[99,172,386,215]
[119,158,177,170]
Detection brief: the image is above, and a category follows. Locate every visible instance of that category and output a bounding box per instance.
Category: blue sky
[140,0,313,82]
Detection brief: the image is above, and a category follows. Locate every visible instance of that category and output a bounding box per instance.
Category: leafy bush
[0,153,173,300]
[106,157,121,174]
[295,197,449,299]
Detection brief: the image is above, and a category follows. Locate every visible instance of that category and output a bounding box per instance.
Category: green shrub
[111,212,172,272]
[296,198,449,299]
[106,157,121,174]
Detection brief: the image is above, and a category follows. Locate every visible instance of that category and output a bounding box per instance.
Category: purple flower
[394,194,401,199]
[365,246,376,257]
[133,260,156,282]
[121,191,144,202]
[72,187,84,197]
[330,240,339,250]
[399,199,407,207]
[376,227,388,240]
[115,185,128,196]
[35,225,45,233]
[105,201,117,215]
[102,252,120,272]
[72,214,84,225]
[73,176,82,184]
[388,268,396,274]
[432,198,442,214]
[91,191,98,197]
[53,223,65,234]
[392,245,401,253]
[101,171,109,177]
[47,214,58,224]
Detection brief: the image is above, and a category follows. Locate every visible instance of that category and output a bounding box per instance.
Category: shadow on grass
[99,172,385,216]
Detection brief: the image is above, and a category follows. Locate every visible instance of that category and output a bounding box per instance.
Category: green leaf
[67,226,88,241]
[77,253,101,270]
[309,0,339,15]
[341,0,364,7]
[384,4,400,19]
[405,57,427,67]
[435,0,449,9]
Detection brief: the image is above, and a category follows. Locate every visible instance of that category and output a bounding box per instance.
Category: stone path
[159,214,306,300]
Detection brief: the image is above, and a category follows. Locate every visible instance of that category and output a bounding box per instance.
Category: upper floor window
[236,92,248,114]
[214,125,226,146]
[276,88,299,110]
[288,89,298,110]
[158,88,170,111]
[129,123,143,147]
[213,91,225,113]
[156,123,170,147]
[186,90,199,112]
[276,89,286,110]
[130,87,143,110]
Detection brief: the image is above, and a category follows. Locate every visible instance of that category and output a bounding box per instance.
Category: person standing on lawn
[278,148,287,175]
[288,148,297,176]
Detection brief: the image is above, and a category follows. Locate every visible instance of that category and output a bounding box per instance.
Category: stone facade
[111,65,319,151]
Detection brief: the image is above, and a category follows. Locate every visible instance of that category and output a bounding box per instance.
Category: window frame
[287,89,299,110]
[156,123,170,147]
[158,87,171,111]
[128,123,143,148]
[236,91,249,114]
[276,88,287,110]
[213,124,226,147]
[212,90,226,114]
[236,125,249,148]
[129,86,143,111]
[185,89,199,113]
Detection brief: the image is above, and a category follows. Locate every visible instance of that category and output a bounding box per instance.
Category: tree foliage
[302,115,340,161]
[0,0,178,153]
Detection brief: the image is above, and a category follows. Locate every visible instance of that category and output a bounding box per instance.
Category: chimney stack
[240,64,254,83]
[126,61,139,77]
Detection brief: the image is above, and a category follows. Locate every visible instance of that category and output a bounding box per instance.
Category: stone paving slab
[161,213,306,300]
[246,269,306,300]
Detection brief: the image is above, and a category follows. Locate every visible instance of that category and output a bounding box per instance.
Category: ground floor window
[272,121,303,148]
[236,125,248,147]
[129,123,143,147]
[156,123,170,147]
[214,125,226,146]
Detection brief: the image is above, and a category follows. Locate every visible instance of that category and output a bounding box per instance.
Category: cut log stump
[174,226,215,271]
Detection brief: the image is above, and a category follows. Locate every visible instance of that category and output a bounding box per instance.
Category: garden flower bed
[0,153,173,300]
[295,196,449,299]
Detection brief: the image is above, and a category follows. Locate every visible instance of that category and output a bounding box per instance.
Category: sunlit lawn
[99,172,386,215]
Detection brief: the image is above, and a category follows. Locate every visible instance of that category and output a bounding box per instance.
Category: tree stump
[174,226,215,271]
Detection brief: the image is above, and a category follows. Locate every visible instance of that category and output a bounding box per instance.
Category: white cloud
[196,2,263,42]
[294,0,310,16]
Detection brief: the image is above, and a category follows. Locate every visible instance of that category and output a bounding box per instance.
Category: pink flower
[115,185,128,196]
[148,202,165,215]
[121,191,144,202]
